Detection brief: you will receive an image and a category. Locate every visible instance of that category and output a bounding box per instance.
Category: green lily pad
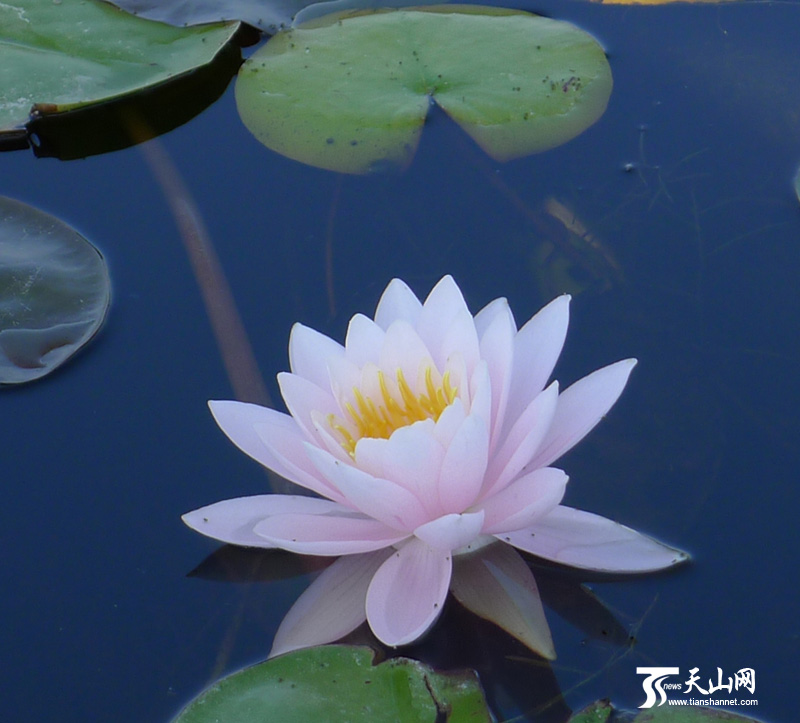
[0,0,239,145]
[235,5,613,174]
[0,197,111,385]
[172,645,492,722]
[106,0,446,32]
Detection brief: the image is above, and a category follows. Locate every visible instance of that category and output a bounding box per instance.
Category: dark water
[3,1,798,720]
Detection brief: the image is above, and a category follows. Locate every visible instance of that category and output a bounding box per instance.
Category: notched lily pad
[0,0,239,148]
[235,5,613,174]
[172,645,491,722]
[0,197,110,385]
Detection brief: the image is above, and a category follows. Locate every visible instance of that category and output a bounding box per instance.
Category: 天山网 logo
[636,666,756,709]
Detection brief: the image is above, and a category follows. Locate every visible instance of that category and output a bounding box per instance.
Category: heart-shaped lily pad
[0,197,111,385]
[0,0,239,145]
[235,5,613,173]
[172,645,491,722]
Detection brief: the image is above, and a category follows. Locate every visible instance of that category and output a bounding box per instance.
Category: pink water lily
[183,276,687,658]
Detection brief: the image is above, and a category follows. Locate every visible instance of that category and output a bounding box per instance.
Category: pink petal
[304,444,428,530]
[473,296,516,338]
[482,382,559,498]
[468,361,492,434]
[503,295,570,435]
[503,505,690,572]
[451,542,555,659]
[344,313,385,367]
[414,511,485,551]
[437,413,489,513]
[254,510,408,555]
[270,550,392,657]
[277,372,339,445]
[379,320,435,387]
[326,354,363,410]
[528,359,637,469]
[432,398,467,448]
[366,422,444,516]
[480,467,567,534]
[366,538,452,646]
[416,276,471,353]
[182,495,341,547]
[477,302,516,452]
[288,323,344,388]
[442,352,471,409]
[374,278,423,330]
[252,420,347,502]
[432,308,480,378]
[309,410,354,464]
[209,400,336,498]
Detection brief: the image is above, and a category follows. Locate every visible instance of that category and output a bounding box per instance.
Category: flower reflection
[183,276,687,657]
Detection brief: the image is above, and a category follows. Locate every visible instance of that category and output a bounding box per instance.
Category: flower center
[328,366,457,458]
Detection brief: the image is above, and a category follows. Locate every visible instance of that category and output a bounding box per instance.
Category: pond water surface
[3,1,799,720]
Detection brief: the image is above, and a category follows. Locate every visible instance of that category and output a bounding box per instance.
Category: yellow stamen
[328,365,457,458]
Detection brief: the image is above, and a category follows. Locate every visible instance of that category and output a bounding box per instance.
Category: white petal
[431,398,467,448]
[416,276,471,349]
[482,382,559,498]
[326,354,363,411]
[305,444,428,530]
[288,323,345,388]
[253,420,346,502]
[503,295,570,435]
[270,550,392,657]
[468,361,492,433]
[344,313,385,367]
[473,296,516,338]
[503,505,690,573]
[309,410,354,464]
[529,359,637,469]
[451,542,555,659]
[477,301,516,452]
[437,413,489,513]
[371,422,445,516]
[182,495,341,547]
[479,467,567,534]
[209,400,336,498]
[374,278,423,330]
[254,510,408,555]
[366,538,452,646]
[379,320,434,386]
[414,511,485,551]
[277,372,339,445]
[433,308,480,378]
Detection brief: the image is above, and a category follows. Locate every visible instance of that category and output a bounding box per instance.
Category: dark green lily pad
[0,197,110,385]
[0,0,239,146]
[172,645,491,722]
[235,5,613,174]
[107,0,445,32]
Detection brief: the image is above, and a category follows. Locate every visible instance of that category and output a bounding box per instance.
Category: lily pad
[0,197,111,385]
[235,6,613,174]
[172,645,491,722]
[107,0,446,32]
[0,0,239,145]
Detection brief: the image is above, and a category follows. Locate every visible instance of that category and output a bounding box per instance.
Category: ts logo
[637,667,680,708]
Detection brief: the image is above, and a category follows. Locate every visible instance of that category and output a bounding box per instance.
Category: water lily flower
[183,276,688,658]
